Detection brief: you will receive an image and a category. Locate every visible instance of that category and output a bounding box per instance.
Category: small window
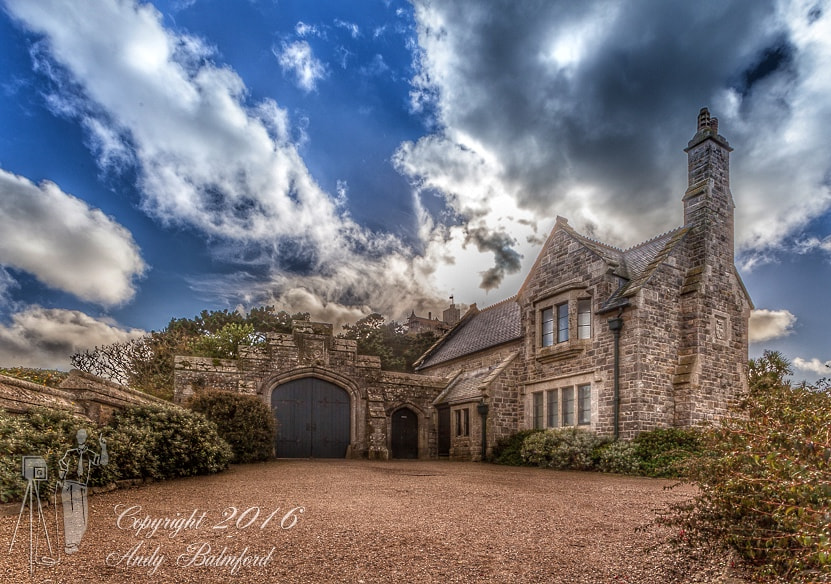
[532,392,544,429]
[541,308,554,347]
[578,384,591,425]
[562,387,574,426]
[546,389,559,428]
[577,299,592,339]
[557,303,569,343]
[455,408,470,436]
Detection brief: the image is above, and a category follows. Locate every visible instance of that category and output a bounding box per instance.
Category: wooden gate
[391,407,419,459]
[271,378,350,458]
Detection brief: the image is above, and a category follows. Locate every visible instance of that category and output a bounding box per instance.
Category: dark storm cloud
[407,0,784,242]
[465,226,523,290]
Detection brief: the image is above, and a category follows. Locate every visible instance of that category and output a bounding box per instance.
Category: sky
[0,0,829,381]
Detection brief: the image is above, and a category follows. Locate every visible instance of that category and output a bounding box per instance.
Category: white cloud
[3,0,458,326]
[334,19,360,39]
[5,0,338,243]
[792,357,831,376]
[295,21,321,38]
[0,169,145,306]
[275,40,327,92]
[749,309,797,343]
[0,306,146,370]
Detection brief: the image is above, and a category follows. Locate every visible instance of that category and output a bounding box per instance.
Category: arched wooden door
[271,378,350,458]
[391,407,419,459]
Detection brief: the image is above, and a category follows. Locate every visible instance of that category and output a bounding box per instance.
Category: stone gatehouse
[173,108,752,461]
[174,321,447,460]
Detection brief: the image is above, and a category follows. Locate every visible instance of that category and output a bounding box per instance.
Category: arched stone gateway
[390,407,418,459]
[174,320,451,459]
[271,378,350,458]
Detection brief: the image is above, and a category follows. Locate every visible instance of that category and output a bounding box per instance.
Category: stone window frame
[535,287,594,363]
[526,372,596,430]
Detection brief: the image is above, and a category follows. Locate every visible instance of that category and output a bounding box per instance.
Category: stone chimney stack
[683,107,735,265]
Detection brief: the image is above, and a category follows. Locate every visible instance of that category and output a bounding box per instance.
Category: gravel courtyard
[1,459,752,584]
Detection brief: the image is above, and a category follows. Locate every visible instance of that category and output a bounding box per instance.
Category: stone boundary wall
[0,373,86,417]
[0,369,170,424]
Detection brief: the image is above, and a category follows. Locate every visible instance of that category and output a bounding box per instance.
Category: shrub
[633,427,701,478]
[490,429,543,465]
[661,378,831,582]
[595,440,641,474]
[520,427,604,470]
[106,404,232,480]
[188,391,276,463]
[0,408,113,502]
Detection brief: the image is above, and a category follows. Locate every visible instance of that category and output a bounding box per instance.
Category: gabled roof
[599,226,690,312]
[414,298,521,370]
[432,351,519,406]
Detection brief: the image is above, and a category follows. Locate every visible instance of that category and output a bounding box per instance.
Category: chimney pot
[697,107,711,131]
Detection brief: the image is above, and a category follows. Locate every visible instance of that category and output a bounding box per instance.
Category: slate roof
[414,298,522,370]
[432,351,519,405]
[597,226,690,312]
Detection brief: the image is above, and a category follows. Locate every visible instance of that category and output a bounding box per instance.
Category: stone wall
[418,342,524,460]
[0,373,86,417]
[620,256,686,435]
[174,320,448,459]
[517,228,617,435]
[0,369,169,424]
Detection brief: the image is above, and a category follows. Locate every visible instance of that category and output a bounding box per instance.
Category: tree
[187,323,265,360]
[71,305,310,400]
[340,313,439,373]
[70,329,191,400]
[748,349,792,389]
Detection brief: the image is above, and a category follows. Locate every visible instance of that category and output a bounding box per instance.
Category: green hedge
[0,404,232,503]
[187,391,276,463]
[520,427,607,470]
[106,404,232,480]
[493,426,700,476]
[490,429,542,465]
[633,427,701,477]
[0,408,94,502]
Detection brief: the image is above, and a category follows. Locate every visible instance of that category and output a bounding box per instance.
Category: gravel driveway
[1,459,752,583]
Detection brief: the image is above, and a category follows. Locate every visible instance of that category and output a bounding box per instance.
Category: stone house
[415,108,752,459]
[173,108,751,461]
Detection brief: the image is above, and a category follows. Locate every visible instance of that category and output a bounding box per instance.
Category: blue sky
[0,0,829,381]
